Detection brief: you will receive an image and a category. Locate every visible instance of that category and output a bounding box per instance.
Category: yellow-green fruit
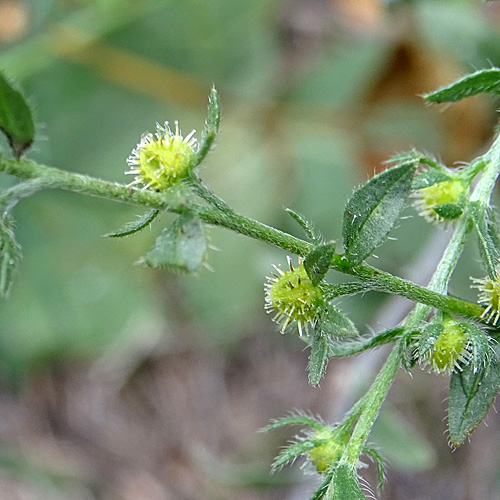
[427,319,467,372]
[308,429,343,472]
[265,260,323,335]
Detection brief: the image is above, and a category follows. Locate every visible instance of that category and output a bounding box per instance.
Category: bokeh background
[1,0,500,499]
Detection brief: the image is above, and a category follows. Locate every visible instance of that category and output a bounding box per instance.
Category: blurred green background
[1,0,500,499]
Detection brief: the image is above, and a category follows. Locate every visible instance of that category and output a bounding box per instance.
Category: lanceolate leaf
[342,161,416,265]
[304,242,335,285]
[106,209,160,238]
[470,202,500,279]
[328,328,404,357]
[0,70,35,158]
[448,343,500,447]
[142,212,207,273]
[423,68,500,103]
[286,208,317,242]
[264,415,326,432]
[194,86,220,167]
[308,330,330,386]
[272,439,328,469]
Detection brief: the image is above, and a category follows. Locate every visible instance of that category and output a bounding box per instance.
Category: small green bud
[471,273,500,325]
[412,178,467,224]
[421,317,470,373]
[265,257,324,335]
[308,428,344,472]
[126,121,197,191]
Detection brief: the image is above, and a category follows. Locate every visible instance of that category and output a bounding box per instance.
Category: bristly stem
[0,155,485,320]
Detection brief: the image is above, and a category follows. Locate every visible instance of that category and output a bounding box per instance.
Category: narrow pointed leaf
[272,439,328,469]
[470,201,500,279]
[264,415,326,432]
[310,470,334,500]
[194,86,220,167]
[304,242,335,285]
[308,330,330,386]
[142,212,206,273]
[0,70,35,158]
[343,162,416,265]
[363,446,386,490]
[328,328,404,357]
[106,209,160,238]
[286,208,317,242]
[448,343,500,447]
[0,215,21,297]
[423,68,500,103]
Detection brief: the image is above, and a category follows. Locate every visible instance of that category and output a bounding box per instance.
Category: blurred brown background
[1,0,500,499]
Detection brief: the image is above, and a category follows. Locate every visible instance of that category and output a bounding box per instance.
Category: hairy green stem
[0,155,485,319]
[342,341,402,466]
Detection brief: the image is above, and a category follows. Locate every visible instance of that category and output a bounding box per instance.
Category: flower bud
[264,257,323,335]
[126,121,197,191]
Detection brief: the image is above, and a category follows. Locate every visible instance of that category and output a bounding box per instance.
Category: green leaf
[105,209,160,238]
[316,304,358,339]
[423,68,500,103]
[142,212,207,273]
[418,321,444,357]
[304,242,335,285]
[0,70,35,158]
[448,343,500,447]
[433,203,463,220]
[0,215,21,298]
[363,446,386,490]
[328,328,404,357]
[310,470,335,500]
[330,464,365,500]
[286,208,317,242]
[272,439,328,469]
[412,169,452,190]
[264,415,326,432]
[342,161,416,265]
[470,202,500,279]
[308,330,330,386]
[194,86,220,167]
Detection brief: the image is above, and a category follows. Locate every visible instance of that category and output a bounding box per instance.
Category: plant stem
[342,341,401,466]
[0,155,485,319]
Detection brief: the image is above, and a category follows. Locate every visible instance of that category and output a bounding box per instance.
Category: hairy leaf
[363,446,386,490]
[142,212,206,273]
[328,328,404,357]
[264,415,326,432]
[412,169,452,190]
[106,209,160,238]
[308,330,330,386]
[433,203,463,220]
[304,242,335,285]
[470,202,500,279]
[286,208,317,242]
[448,343,500,447]
[0,70,35,158]
[343,162,416,265]
[272,438,328,469]
[310,470,335,500]
[423,68,500,103]
[316,304,358,340]
[194,86,220,167]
